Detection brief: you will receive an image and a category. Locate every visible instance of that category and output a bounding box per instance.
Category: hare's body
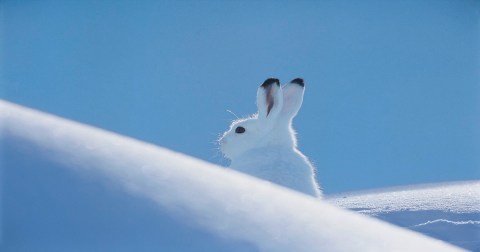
[230,146,320,197]
[219,78,321,197]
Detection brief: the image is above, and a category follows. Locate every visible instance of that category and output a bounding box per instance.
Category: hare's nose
[219,138,227,145]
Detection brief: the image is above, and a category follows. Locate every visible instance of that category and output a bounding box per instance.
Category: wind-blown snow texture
[0,100,467,251]
[328,181,480,251]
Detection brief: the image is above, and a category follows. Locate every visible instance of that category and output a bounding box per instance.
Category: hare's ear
[256,78,283,119]
[281,78,305,121]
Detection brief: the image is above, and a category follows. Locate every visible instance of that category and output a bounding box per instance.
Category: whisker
[226,109,239,119]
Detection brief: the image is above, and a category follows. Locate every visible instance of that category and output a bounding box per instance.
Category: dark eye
[235,126,246,134]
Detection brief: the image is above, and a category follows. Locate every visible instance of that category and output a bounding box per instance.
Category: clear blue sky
[2,0,479,193]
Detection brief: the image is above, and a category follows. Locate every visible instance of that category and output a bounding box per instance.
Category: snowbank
[0,100,464,251]
[328,181,480,251]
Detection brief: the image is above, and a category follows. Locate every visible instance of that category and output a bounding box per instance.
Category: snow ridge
[328,182,480,251]
[412,219,480,227]
[328,181,480,214]
[0,100,466,252]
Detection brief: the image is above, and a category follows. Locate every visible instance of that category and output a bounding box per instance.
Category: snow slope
[0,100,465,251]
[328,181,480,251]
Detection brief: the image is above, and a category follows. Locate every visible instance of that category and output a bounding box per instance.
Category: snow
[0,100,467,251]
[328,181,480,251]
[328,181,480,214]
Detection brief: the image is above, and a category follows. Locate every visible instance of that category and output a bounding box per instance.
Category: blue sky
[2,0,479,193]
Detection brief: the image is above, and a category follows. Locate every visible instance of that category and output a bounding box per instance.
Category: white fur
[219,79,322,197]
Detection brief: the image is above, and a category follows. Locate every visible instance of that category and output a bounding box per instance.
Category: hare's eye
[235,126,246,134]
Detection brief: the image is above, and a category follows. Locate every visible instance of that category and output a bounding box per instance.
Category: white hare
[219,78,322,197]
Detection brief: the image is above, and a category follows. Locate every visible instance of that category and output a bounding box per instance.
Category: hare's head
[219,78,306,160]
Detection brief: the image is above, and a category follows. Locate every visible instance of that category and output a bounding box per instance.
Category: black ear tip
[261,78,280,88]
[291,78,304,87]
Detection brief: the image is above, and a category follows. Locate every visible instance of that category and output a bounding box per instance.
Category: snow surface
[328,181,480,251]
[0,100,467,251]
